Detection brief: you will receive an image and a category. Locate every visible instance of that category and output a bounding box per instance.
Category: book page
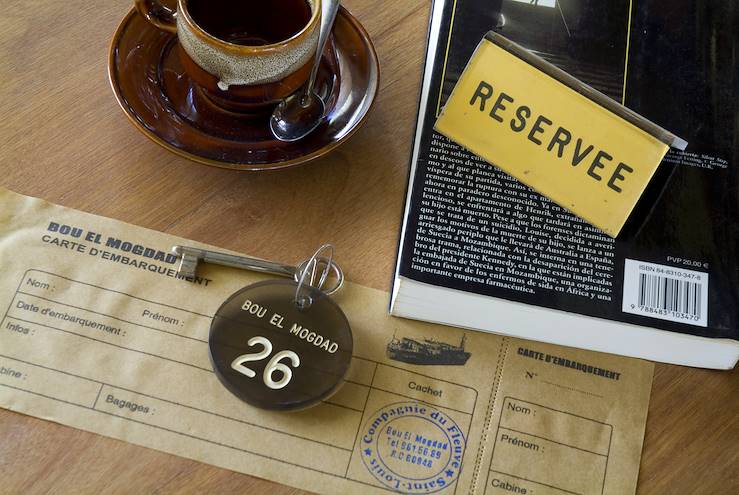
[0,188,652,494]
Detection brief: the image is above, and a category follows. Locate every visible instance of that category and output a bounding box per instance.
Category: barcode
[638,273,701,317]
[623,259,708,327]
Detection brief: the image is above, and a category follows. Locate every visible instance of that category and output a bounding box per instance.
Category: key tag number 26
[231,336,300,390]
[206,245,353,411]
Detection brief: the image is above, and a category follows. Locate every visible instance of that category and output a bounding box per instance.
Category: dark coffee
[187,0,313,46]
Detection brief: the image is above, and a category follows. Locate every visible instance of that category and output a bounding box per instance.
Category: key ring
[294,244,344,309]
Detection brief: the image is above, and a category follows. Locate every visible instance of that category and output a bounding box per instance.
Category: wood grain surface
[0,1,737,493]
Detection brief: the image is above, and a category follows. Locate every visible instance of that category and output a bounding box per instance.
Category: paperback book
[392,0,739,368]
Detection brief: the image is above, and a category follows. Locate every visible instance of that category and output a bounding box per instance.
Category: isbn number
[622,259,708,327]
[231,336,300,389]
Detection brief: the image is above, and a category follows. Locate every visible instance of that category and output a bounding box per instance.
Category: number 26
[231,336,300,390]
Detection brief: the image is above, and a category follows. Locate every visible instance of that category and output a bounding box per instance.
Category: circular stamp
[361,401,466,494]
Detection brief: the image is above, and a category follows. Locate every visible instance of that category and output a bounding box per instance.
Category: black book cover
[398,0,738,342]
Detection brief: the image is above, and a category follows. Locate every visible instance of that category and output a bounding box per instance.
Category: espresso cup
[135,0,321,112]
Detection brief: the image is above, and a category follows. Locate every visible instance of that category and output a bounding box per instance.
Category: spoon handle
[305,0,340,97]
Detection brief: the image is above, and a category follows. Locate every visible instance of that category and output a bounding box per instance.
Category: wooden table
[1,1,736,493]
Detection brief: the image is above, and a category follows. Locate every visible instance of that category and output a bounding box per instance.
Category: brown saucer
[108,7,379,171]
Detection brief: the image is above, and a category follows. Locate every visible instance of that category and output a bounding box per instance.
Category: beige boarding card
[0,188,653,495]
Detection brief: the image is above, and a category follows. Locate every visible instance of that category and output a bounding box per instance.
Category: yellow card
[435,33,671,237]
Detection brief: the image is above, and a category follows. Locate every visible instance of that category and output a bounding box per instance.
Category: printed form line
[489,470,585,495]
[497,426,608,457]
[15,290,209,343]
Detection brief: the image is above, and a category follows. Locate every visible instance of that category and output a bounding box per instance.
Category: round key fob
[209,279,353,411]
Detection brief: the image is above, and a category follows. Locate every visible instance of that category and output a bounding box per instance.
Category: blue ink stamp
[361,401,466,494]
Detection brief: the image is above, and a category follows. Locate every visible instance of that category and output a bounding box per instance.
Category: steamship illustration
[386,333,471,365]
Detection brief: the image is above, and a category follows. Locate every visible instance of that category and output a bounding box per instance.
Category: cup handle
[134,0,177,34]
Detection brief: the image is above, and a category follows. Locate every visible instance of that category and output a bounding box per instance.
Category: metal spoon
[270,0,340,142]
